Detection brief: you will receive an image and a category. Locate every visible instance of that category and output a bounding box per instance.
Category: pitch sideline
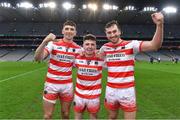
[0,67,46,83]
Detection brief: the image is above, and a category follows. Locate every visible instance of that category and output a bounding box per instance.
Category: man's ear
[104,29,107,34]
[62,29,64,35]
[74,29,77,36]
[118,29,121,36]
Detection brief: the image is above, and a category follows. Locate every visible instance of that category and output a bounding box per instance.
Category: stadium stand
[0,49,33,61]
[0,1,180,62]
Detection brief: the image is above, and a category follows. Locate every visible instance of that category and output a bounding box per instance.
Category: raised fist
[151,12,164,25]
[44,33,57,43]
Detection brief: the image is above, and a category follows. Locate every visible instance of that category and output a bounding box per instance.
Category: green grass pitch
[0,61,180,119]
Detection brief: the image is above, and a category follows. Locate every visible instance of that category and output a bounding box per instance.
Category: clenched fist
[151,12,164,25]
[43,33,57,43]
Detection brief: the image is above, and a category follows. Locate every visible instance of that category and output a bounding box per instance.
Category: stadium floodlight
[88,3,97,11]
[124,5,136,11]
[17,2,34,9]
[0,2,11,8]
[39,3,48,8]
[39,4,43,8]
[82,4,87,9]
[163,6,177,14]
[39,2,56,9]
[143,7,157,12]
[103,4,118,10]
[48,2,56,9]
[62,2,75,10]
[112,5,118,10]
[103,4,111,10]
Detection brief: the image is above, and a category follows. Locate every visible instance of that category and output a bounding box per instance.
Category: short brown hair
[105,20,120,30]
[83,34,96,42]
[63,20,76,28]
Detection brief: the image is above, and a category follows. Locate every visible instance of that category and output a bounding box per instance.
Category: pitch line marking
[0,67,46,83]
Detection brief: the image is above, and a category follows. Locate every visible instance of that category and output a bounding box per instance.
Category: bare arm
[141,12,164,52]
[34,33,56,61]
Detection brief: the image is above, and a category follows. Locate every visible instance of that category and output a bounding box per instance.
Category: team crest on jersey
[87,60,91,65]
[121,46,125,49]
[72,48,75,52]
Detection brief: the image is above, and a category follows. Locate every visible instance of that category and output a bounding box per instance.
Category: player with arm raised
[99,12,164,119]
[34,20,82,119]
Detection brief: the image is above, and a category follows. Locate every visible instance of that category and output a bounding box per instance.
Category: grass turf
[0,61,180,119]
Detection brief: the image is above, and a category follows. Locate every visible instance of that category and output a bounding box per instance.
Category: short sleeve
[132,40,143,54]
[99,46,105,53]
[44,41,53,54]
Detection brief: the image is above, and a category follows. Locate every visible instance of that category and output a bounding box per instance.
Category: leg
[43,100,55,120]
[108,109,119,120]
[89,113,97,119]
[74,111,83,120]
[87,98,100,119]
[120,87,137,120]
[59,83,74,119]
[124,111,136,120]
[43,83,58,120]
[105,87,119,119]
[74,95,85,119]
[60,100,72,119]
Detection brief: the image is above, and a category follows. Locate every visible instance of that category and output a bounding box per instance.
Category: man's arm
[34,33,56,61]
[141,12,164,52]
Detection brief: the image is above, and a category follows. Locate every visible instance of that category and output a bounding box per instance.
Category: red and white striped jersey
[44,39,82,84]
[74,55,104,99]
[100,39,143,88]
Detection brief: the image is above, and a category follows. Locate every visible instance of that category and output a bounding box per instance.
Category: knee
[89,113,97,119]
[109,115,117,119]
[108,113,118,119]
[61,111,69,119]
[44,113,52,119]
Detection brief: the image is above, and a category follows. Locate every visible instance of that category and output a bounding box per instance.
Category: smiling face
[105,24,121,44]
[83,39,96,57]
[62,25,76,40]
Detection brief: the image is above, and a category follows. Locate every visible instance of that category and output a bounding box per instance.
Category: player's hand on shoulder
[95,50,104,59]
[79,50,85,56]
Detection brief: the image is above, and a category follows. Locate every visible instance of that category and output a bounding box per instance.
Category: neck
[112,38,123,45]
[63,38,73,43]
[85,53,94,58]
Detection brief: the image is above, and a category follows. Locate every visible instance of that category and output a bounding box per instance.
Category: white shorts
[105,86,137,112]
[43,82,73,104]
[74,95,100,113]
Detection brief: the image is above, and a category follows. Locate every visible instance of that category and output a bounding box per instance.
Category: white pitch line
[0,67,46,83]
